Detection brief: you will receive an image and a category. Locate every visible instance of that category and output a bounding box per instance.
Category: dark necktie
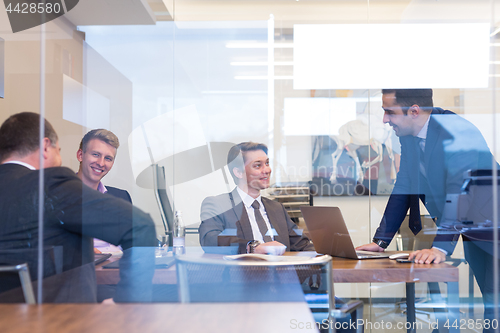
[408,195,422,235]
[251,200,272,242]
[408,137,425,235]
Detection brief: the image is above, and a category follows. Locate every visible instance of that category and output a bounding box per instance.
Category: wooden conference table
[328,254,460,333]
[96,251,460,333]
[0,302,319,333]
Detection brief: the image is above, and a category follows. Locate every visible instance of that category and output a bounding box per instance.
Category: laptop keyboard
[94,253,112,265]
[356,250,383,255]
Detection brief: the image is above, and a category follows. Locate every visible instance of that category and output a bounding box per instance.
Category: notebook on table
[102,254,176,269]
[300,206,390,259]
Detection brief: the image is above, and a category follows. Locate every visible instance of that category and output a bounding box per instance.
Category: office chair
[176,254,363,333]
[153,164,175,246]
[0,246,62,303]
[153,164,199,247]
[0,263,35,304]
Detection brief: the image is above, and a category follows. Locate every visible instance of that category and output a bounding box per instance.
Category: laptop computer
[300,206,391,259]
[94,253,112,265]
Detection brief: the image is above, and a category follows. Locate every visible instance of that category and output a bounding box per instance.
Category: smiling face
[237,149,271,197]
[77,138,117,190]
[382,92,415,137]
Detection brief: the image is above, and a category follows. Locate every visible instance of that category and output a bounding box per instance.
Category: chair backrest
[0,263,35,304]
[154,164,175,246]
[176,254,334,307]
[0,246,62,303]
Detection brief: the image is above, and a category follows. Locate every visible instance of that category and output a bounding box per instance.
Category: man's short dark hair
[0,112,58,163]
[382,89,433,114]
[227,142,268,183]
[79,129,120,152]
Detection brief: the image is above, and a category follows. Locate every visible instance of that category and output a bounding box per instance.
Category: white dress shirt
[415,115,430,148]
[3,160,36,170]
[236,187,275,242]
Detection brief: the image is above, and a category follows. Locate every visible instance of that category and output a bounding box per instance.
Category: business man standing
[356,89,497,331]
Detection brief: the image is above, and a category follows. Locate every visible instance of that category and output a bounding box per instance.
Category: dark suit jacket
[0,164,157,303]
[106,186,132,203]
[199,188,314,254]
[374,108,496,253]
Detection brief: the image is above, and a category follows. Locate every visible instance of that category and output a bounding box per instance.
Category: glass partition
[0,0,498,331]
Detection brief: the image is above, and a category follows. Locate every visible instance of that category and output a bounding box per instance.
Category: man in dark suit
[76,129,132,254]
[199,142,314,254]
[0,112,156,303]
[356,89,497,330]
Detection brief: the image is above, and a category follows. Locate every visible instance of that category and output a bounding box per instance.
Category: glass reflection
[0,0,498,331]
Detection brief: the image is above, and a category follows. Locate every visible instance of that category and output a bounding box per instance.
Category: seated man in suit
[76,129,131,254]
[0,112,156,303]
[199,142,314,254]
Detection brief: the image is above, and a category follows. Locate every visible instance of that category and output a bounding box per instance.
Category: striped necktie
[416,137,426,177]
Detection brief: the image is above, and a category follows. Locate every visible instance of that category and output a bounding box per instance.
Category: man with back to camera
[356,89,498,331]
[199,142,314,254]
[0,112,156,303]
[76,129,131,254]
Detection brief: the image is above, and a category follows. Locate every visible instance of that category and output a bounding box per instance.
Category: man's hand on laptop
[409,248,446,264]
[355,242,385,252]
[255,241,287,255]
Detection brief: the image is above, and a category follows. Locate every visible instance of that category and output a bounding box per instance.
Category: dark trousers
[464,239,500,333]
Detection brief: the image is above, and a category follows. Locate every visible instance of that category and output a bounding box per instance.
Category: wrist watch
[372,238,389,249]
[246,240,262,253]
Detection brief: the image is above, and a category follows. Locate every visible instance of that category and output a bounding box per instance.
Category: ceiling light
[230,61,293,66]
[234,76,293,80]
[226,43,293,49]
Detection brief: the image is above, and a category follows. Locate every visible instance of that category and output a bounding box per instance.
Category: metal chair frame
[0,263,36,304]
